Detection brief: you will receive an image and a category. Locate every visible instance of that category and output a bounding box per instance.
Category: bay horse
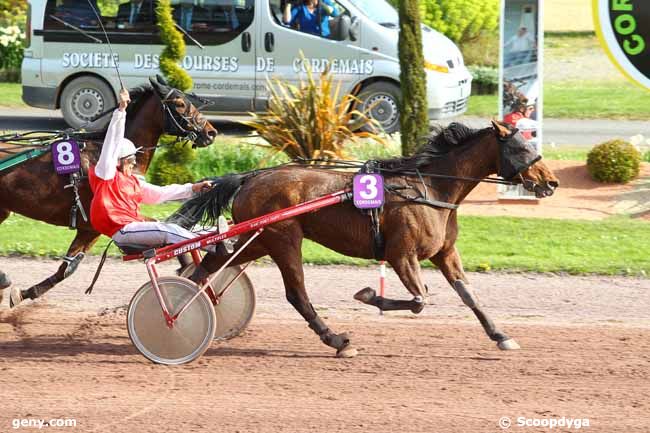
[175,121,559,357]
[0,75,218,306]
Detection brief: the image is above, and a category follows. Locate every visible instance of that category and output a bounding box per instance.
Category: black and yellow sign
[593,0,649,89]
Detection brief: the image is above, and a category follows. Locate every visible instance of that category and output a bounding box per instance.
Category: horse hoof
[353,287,376,304]
[0,273,11,291]
[9,287,23,309]
[410,302,425,314]
[336,345,358,358]
[497,338,521,351]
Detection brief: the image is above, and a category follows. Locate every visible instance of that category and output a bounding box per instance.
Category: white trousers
[112,221,199,251]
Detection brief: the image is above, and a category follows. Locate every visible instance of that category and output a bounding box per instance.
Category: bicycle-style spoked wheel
[181,264,256,341]
[127,276,216,365]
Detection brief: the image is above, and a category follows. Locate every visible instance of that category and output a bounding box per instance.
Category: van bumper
[426,68,473,119]
[22,86,57,109]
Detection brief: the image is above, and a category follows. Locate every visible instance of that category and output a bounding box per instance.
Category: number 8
[57,142,74,165]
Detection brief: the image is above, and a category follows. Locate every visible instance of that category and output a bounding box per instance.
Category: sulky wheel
[127,276,216,365]
[180,264,256,341]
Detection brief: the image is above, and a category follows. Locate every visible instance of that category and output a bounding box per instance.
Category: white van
[22,0,472,132]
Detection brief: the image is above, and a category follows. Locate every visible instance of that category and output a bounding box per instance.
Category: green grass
[0,82,23,108]
[543,147,590,161]
[1,206,648,276]
[466,80,650,119]
[466,95,498,117]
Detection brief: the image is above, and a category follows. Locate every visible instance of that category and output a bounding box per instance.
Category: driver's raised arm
[95,89,130,180]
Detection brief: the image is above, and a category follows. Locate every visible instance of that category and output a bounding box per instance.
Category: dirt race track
[1,257,650,433]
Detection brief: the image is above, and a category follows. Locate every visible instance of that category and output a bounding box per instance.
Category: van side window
[43,0,156,43]
[276,0,349,41]
[171,0,254,46]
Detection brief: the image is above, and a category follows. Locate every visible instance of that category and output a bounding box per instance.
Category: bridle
[160,89,210,145]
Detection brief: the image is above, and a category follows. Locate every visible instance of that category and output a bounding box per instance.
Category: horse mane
[125,84,155,120]
[378,122,492,171]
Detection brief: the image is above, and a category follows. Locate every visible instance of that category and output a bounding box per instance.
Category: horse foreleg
[11,230,100,307]
[355,254,427,313]
[431,247,520,350]
[0,208,12,304]
[264,225,357,358]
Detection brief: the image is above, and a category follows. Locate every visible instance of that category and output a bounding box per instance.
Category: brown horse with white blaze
[175,120,559,357]
[0,76,218,305]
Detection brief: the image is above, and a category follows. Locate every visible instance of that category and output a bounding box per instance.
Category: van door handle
[265,32,274,52]
[242,32,252,52]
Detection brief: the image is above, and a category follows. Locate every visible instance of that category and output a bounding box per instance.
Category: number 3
[359,174,378,200]
[57,142,75,165]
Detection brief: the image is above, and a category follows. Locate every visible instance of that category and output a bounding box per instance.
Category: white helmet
[118,138,142,159]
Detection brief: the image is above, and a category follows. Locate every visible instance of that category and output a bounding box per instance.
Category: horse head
[491,120,559,198]
[148,75,218,148]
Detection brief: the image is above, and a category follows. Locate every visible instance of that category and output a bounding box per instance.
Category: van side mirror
[349,16,360,41]
[333,15,351,41]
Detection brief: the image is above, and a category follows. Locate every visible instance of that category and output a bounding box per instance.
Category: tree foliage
[148,138,196,185]
[0,0,26,28]
[398,0,428,156]
[155,0,192,91]
[388,0,499,45]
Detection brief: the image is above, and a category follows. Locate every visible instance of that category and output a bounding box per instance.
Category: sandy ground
[462,160,650,220]
[1,257,650,433]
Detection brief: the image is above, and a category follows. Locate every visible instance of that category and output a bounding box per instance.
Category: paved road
[1,107,648,147]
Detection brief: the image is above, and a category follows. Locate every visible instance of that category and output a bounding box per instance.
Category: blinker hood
[498,129,542,180]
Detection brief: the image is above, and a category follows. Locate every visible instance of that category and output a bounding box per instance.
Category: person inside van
[117,0,154,27]
[282,0,340,38]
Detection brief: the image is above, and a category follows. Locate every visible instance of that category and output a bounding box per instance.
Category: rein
[291,158,520,187]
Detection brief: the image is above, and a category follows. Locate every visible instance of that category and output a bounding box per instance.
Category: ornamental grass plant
[242,64,385,162]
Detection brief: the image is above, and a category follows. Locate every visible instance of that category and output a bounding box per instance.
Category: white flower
[0,35,10,47]
[8,26,20,35]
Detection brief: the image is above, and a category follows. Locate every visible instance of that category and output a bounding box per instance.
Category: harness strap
[85,240,114,295]
[370,207,385,260]
[385,184,459,210]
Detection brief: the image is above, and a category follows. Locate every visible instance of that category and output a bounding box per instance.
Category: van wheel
[60,76,116,131]
[357,82,401,134]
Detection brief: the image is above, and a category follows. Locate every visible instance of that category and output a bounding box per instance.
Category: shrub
[189,139,288,179]
[155,0,192,91]
[147,138,402,181]
[0,0,26,28]
[147,137,196,185]
[468,65,498,94]
[242,63,384,161]
[587,139,641,183]
[0,25,25,75]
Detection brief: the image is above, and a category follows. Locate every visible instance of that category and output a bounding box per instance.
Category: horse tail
[167,173,252,229]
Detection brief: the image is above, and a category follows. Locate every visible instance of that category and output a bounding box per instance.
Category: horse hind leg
[431,247,520,350]
[10,230,100,307]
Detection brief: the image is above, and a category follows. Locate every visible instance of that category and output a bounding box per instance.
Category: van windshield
[348,0,398,27]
